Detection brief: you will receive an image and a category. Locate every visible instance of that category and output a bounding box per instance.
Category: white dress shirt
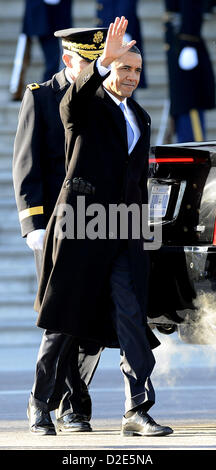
[65,67,74,84]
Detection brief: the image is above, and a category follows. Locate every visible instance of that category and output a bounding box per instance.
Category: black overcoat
[164,0,215,116]
[35,61,160,350]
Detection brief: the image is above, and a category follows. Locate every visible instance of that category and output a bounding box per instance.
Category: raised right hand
[100,16,136,68]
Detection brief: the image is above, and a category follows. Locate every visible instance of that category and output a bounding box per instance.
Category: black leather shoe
[121,410,173,437]
[27,401,56,435]
[56,413,92,433]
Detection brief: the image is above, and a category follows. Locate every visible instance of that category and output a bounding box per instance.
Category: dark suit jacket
[35,60,160,350]
[22,0,72,37]
[13,69,70,237]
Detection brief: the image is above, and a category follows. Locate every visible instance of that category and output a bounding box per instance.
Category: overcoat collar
[51,68,70,103]
[97,86,128,150]
[96,85,147,154]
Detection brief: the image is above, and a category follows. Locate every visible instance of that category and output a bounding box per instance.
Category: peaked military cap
[54,27,108,62]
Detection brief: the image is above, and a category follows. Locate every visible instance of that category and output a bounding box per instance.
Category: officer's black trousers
[31,331,102,416]
[31,251,103,417]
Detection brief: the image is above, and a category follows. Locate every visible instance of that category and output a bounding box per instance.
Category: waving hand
[100,17,136,68]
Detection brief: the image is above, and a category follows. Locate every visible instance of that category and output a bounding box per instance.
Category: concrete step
[0,185,15,198]
[0,310,38,330]
[0,257,35,273]
[0,327,42,347]
[0,292,36,307]
[0,262,36,276]
[0,102,20,125]
[0,234,26,248]
[0,275,37,295]
[0,155,14,171]
[0,246,33,261]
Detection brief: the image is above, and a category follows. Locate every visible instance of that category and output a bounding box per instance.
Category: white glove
[26,229,46,251]
[43,0,61,4]
[178,47,198,70]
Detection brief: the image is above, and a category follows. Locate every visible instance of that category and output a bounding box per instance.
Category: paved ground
[1,333,216,464]
[1,418,216,450]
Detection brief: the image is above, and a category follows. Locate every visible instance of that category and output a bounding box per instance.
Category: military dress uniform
[95,0,147,88]
[12,27,109,433]
[163,0,215,142]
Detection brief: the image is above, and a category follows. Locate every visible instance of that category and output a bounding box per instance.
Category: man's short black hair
[128,45,141,55]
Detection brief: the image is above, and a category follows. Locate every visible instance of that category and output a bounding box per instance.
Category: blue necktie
[119,102,134,150]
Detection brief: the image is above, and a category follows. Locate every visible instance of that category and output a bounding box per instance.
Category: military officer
[163,0,215,142]
[13,27,108,435]
[95,0,147,88]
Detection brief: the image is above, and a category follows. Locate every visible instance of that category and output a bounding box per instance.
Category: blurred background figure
[163,0,215,143]
[95,0,147,88]
[203,0,216,12]
[10,0,73,101]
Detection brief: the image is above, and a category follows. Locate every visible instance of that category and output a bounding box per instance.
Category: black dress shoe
[27,402,56,435]
[121,410,173,437]
[56,413,92,433]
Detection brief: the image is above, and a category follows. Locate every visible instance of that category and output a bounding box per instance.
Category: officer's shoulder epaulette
[27,83,40,91]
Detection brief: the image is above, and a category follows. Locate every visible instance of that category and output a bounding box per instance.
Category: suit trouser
[110,248,155,414]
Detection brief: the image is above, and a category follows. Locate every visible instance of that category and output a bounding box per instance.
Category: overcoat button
[64,179,71,188]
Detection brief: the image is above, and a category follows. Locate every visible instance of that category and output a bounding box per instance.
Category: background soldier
[163,0,215,142]
[12,27,107,435]
[10,0,73,101]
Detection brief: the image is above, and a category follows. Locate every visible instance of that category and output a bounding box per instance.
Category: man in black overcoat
[34,17,173,436]
[13,27,109,435]
[163,0,215,142]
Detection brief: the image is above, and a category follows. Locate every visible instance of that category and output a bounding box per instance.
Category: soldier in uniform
[11,0,73,100]
[13,27,108,435]
[203,0,216,11]
[163,0,215,142]
[95,0,147,88]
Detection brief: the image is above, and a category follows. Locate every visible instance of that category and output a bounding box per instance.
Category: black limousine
[147,141,216,344]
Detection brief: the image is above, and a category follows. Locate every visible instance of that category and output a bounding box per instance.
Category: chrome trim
[173,180,186,219]
[148,179,186,225]
[184,246,209,253]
